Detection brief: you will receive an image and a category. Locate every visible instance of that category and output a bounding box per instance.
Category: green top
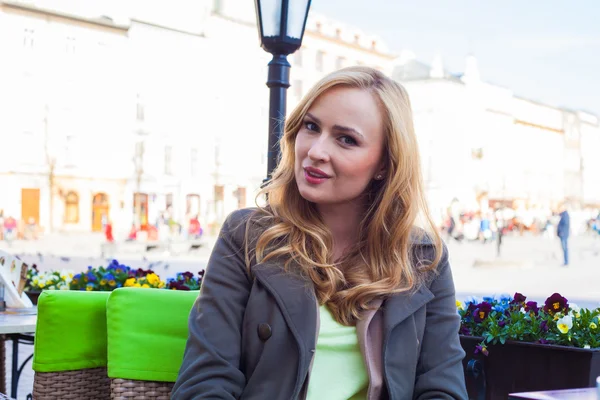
[306,305,368,400]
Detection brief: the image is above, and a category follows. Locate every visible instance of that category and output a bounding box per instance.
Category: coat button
[258,323,272,341]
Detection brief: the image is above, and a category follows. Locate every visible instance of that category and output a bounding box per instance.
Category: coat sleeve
[172,209,253,400]
[413,246,468,400]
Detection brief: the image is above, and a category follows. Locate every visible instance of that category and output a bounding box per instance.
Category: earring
[375,174,383,180]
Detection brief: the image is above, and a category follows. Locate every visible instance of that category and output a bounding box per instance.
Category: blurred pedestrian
[105,220,114,243]
[556,204,570,266]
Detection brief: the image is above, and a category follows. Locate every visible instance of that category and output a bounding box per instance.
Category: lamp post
[254,0,312,182]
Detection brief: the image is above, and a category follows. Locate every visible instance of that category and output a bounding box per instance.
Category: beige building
[0,1,132,234]
[393,53,600,221]
[0,0,398,234]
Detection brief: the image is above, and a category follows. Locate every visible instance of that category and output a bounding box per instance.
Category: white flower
[569,303,581,318]
[584,344,591,349]
[557,315,573,334]
[520,307,527,314]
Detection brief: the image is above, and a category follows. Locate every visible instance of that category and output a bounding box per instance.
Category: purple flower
[543,293,568,315]
[512,292,527,304]
[540,320,549,332]
[498,320,507,328]
[474,302,492,323]
[474,345,489,356]
[459,325,471,336]
[538,339,551,345]
[525,301,539,315]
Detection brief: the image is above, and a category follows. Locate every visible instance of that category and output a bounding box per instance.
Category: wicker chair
[106,288,198,399]
[32,291,111,400]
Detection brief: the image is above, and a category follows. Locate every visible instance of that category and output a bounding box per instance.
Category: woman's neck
[317,201,364,262]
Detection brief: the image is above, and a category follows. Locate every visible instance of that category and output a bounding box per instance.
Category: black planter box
[460,335,600,400]
[25,290,41,305]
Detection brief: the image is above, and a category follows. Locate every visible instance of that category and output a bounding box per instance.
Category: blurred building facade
[0,0,397,235]
[393,53,600,224]
[0,1,132,234]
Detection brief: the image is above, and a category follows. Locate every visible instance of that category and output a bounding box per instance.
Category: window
[64,135,75,167]
[164,145,173,175]
[65,36,76,54]
[293,48,303,67]
[166,193,173,211]
[186,194,200,216]
[136,94,145,122]
[214,185,224,202]
[316,50,325,72]
[65,191,79,223]
[236,187,247,209]
[23,29,35,48]
[293,80,303,99]
[190,148,198,177]
[335,56,346,70]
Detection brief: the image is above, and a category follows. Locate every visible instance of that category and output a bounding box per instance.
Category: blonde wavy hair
[246,66,443,326]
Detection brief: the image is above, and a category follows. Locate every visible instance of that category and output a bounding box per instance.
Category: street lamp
[254,0,312,182]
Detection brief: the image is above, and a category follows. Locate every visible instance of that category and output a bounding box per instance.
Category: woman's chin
[297,186,328,205]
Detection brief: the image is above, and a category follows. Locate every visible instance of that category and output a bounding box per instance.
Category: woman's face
[294,86,386,207]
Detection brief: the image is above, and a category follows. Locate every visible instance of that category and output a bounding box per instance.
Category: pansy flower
[543,293,569,315]
[473,302,492,323]
[525,301,539,315]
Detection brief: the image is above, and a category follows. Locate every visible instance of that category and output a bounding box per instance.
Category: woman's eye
[304,121,319,132]
[339,136,357,146]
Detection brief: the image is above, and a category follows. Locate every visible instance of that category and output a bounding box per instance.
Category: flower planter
[25,290,42,305]
[461,335,600,400]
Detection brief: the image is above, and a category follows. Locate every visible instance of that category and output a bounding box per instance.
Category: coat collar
[253,259,434,341]
[382,284,434,333]
[253,262,318,350]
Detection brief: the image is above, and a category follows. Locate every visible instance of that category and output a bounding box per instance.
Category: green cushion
[106,287,198,382]
[33,290,111,372]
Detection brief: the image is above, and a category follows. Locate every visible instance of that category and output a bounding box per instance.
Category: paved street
[4,230,598,305]
[1,231,599,398]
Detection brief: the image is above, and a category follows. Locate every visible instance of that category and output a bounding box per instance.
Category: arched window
[65,191,79,223]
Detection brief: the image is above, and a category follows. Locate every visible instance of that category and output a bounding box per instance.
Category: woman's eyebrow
[306,112,364,140]
[305,112,321,123]
[332,124,364,140]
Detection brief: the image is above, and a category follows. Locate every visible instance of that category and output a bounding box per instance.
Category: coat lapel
[382,284,434,334]
[253,262,318,353]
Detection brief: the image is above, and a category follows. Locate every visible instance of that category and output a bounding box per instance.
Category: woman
[173,67,467,399]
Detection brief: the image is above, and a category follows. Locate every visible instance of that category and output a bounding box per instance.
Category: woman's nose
[307,137,330,163]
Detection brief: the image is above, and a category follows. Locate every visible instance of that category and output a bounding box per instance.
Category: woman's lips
[304,168,330,184]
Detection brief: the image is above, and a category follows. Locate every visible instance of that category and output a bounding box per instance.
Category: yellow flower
[124,278,136,287]
[456,300,464,310]
[146,273,160,285]
[109,280,116,287]
[133,283,141,287]
[100,279,107,286]
[590,322,597,330]
[38,282,45,289]
[158,281,165,288]
[86,286,93,291]
[142,284,150,288]
[557,315,573,334]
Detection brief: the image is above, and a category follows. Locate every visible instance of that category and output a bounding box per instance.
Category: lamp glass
[259,0,282,37]
[286,0,309,39]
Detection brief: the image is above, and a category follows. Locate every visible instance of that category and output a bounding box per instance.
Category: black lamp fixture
[254,0,312,182]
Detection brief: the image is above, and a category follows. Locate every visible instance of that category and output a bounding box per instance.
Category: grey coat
[172,209,467,400]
